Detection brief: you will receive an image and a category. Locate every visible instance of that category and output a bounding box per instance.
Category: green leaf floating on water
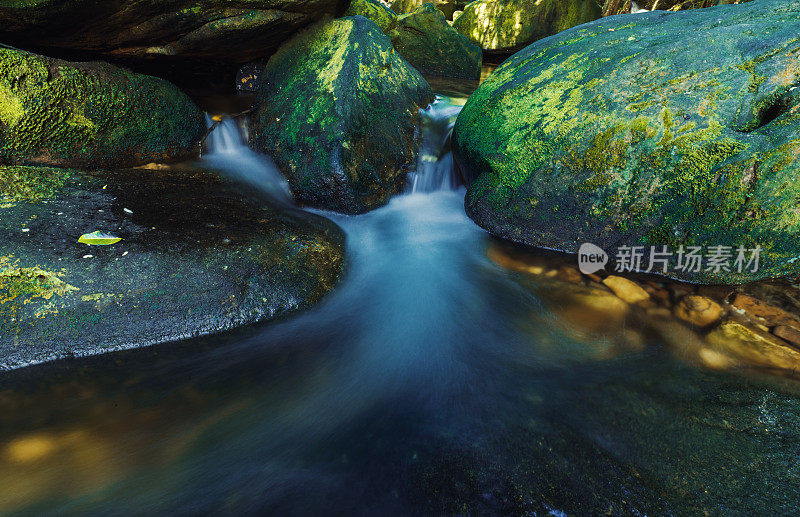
[78,231,122,246]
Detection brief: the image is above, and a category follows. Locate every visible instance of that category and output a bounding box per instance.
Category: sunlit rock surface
[345,0,398,31]
[454,0,800,283]
[248,17,433,214]
[0,165,346,370]
[0,47,203,169]
[452,0,601,52]
[388,4,482,79]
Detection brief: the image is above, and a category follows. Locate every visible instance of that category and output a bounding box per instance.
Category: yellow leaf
[78,231,122,246]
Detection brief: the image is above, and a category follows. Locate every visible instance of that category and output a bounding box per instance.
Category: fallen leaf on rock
[78,231,122,246]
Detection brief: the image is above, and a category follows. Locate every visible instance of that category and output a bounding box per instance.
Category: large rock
[452,0,601,52]
[249,17,433,214]
[0,47,203,168]
[453,0,800,284]
[345,1,482,79]
[0,0,349,64]
[388,4,482,80]
[345,0,397,31]
[0,164,346,370]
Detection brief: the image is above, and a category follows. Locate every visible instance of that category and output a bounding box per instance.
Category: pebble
[602,275,650,304]
[773,325,800,350]
[674,295,724,328]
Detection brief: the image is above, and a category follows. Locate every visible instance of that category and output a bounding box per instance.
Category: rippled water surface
[1,90,799,515]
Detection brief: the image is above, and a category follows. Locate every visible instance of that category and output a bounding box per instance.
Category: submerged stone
[0,165,346,370]
[452,0,601,52]
[454,0,800,283]
[388,4,482,80]
[248,17,433,214]
[0,47,203,169]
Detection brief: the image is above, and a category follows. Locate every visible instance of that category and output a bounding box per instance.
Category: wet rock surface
[0,165,346,370]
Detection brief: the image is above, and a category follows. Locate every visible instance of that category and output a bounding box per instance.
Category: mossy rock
[391,0,461,18]
[345,0,398,31]
[453,0,800,284]
[452,0,601,52]
[0,0,350,64]
[0,165,346,369]
[248,16,433,214]
[0,47,203,169]
[388,3,482,80]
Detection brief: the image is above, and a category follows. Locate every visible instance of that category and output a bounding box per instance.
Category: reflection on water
[0,91,799,514]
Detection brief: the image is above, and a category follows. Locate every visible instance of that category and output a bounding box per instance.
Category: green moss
[0,165,71,204]
[0,47,202,168]
[0,265,77,305]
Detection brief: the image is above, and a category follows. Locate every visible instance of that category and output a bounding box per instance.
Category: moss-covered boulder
[0,47,203,169]
[388,4,482,80]
[343,2,481,79]
[0,0,349,65]
[453,0,800,284]
[345,0,398,31]
[0,164,345,369]
[248,17,433,214]
[452,0,601,52]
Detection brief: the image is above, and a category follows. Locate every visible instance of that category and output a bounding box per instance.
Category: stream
[0,92,799,515]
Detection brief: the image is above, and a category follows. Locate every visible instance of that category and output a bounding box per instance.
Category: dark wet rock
[452,0,600,52]
[454,0,800,283]
[0,0,349,65]
[0,46,203,169]
[388,4,482,80]
[236,63,264,94]
[248,17,433,214]
[0,165,346,370]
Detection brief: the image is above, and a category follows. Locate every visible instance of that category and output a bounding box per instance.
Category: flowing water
[0,93,799,515]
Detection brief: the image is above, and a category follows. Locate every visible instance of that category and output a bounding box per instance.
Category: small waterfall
[406,96,464,194]
[202,115,293,206]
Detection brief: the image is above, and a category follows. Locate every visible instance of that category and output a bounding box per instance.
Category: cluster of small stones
[488,241,800,378]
